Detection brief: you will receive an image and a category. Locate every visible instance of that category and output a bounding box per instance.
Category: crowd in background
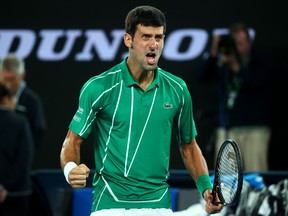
[0,55,47,215]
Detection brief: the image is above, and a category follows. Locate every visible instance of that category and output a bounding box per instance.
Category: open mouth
[146,53,156,64]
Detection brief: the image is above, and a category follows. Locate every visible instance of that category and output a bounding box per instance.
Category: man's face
[234,31,251,56]
[125,24,165,72]
[0,70,22,95]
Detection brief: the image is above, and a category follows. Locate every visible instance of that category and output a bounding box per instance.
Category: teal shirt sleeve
[174,80,197,144]
[69,77,102,139]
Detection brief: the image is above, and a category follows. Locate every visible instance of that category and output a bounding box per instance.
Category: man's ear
[124,33,132,48]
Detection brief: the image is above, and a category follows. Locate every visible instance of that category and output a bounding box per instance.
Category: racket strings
[217,144,239,204]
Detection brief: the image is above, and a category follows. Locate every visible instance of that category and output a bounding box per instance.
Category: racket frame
[212,139,243,206]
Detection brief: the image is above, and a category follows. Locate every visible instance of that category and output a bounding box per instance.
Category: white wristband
[63,162,77,184]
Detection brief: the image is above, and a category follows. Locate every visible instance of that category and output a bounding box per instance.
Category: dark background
[1,0,287,171]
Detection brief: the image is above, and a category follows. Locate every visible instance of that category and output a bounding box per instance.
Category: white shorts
[90,208,173,216]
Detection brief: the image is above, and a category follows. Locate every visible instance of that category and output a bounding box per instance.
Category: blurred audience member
[0,82,34,216]
[0,54,47,150]
[199,22,274,172]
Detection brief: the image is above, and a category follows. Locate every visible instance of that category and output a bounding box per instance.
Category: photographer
[198,22,274,172]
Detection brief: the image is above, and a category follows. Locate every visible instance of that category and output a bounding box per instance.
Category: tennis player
[60,5,223,216]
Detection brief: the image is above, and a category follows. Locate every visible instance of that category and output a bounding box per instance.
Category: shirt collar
[120,57,160,88]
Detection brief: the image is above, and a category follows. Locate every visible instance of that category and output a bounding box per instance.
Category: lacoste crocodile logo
[163,102,173,109]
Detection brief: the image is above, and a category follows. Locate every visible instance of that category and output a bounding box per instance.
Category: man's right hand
[69,164,90,188]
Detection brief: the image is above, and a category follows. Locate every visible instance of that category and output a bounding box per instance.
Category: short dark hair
[125,5,166,38]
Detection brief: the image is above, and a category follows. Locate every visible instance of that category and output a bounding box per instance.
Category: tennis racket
[211,139,243,207]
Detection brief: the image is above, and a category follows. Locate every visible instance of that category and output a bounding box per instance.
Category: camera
[218,34,237,55]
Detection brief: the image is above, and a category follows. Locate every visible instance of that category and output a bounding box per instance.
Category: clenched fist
[68,164,90,188]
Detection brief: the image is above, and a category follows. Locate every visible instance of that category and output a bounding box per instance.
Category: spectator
[0,54,47,151]
[199,22,274,172]
[0,82,34,216]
